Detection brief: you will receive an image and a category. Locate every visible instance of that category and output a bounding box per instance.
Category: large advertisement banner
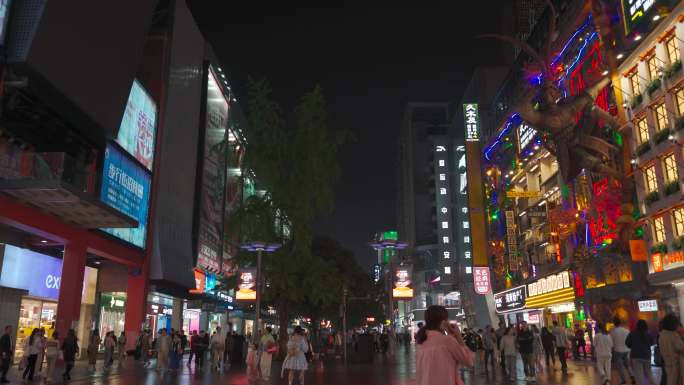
[393,265,414,299]
[197,68,229,272]
[236,268,257,301]
[115,80,157,171]
[100,143,151,248]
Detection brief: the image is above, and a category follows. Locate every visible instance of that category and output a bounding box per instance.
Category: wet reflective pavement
[3,350,663,385]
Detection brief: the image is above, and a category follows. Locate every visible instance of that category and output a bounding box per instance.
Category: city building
[614,0,684,320]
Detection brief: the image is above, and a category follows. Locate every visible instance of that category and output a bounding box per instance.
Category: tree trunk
[276,299,289,361]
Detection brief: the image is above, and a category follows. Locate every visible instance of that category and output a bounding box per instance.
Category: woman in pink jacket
[416,305,474,385]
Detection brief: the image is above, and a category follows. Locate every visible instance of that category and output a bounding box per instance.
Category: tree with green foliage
[226,78,346,357]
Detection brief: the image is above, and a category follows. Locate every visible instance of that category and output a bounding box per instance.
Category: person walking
[103,332,115,370]
[611,317,635,385]
[140,330,151,367]
[594,323,613,385]
[415,305,473,385]
[260,327,276,381]
[501,326,518,381]
[180,330,187,361]
[211,327,225,371]
[482,326,497,373]
[170,331,182,371]
[187,331,196,367]
[117,332,127,364]
[532,325,545,374]
[61,330,78,381]
[194,331,208,371]
[541,326,556,369]
[576,324,587,360]
[36,329,46,378]
[22,328,42,381]
[496,321,507,372]
[552,321,569,373]
[626,320,656,385]
[282,326,310,385]
[659,314,684,385]
[518,322,536,381]
[156,329,171,373]
[44,331,60,383]
[87,330,100,371]
[0,326,13,384]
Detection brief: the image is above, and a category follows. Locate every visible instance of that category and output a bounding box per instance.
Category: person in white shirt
[500,326,518,381]
[594,323,614,385]
[552,321,569,372]
[610,317,634,385]
[156,329,172,372]
[22,329,43,381]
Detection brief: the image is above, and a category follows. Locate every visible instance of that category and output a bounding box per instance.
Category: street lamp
[240,241,280,343]
[369,239,408,328]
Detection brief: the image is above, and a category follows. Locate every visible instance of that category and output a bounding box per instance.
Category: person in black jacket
[517,322,536,380]
[541,326,556,368]
[62,329,79,381]
[626,320,657,385]
[0,325,12,384]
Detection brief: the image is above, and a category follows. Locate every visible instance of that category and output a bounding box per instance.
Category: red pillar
[55,242,87,339]
[123,261,149,351]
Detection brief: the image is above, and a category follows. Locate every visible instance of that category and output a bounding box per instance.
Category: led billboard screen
[115,80,157,170]
[100,143,151,248]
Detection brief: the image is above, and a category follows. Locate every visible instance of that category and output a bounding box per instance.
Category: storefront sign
[0,245,62,300]
[393,265,414,299]
[372,264,382,284]
[526,206,547,218]
[638,299,658,312]
[517,123,537,152]
[100,292,126,310]
[463,103,480,142]
[473,267,491,294]
[236,268,257,301]
[433,139,456,283]
[506,190,541,198]
[197,66,230,273]
[524,313,540,324]
[494,286,526,313]
[506,210,518,270]
[651,250,684,273]
[214,291,233,303]
[115,80,157,170]
[549,302,576,313]
[189,269,205,294]
[100,143,151,248]
[621,0,675,34]
[528,271,572,298]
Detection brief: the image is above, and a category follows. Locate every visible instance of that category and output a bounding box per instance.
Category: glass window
[676,88,684,116]
[636,117,650,144]
[654,102,669,131]
[630,71,640,95]
[653,216,667,244]
[645,165,658,193]
[673,207,684,237]
[666,33,680,64]
[664,153,679,183]
[647,54,659,81]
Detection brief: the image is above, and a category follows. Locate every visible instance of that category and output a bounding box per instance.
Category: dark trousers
[545,347,556,367]
[23,354,37,380]
[557,347,568,370]
[187,351,195,365]
[194,349,205,370]
[575,343,587,359]
[64,362,74,379]
[1,357,9,380]
[484,349,495,371]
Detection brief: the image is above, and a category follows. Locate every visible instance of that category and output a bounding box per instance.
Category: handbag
[266,342,278,354]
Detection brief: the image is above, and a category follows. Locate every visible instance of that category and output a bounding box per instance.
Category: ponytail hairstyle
[416,305,449,345]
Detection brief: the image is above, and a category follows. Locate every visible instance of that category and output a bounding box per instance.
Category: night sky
[188,3,506,270]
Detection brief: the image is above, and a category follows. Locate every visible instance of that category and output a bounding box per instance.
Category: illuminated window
[664,154,679,183]
[653,216,666,244]
[636,117,650,144]
[666,33,680,64]
[654,102,669,131]
[673,207,684,237]
[647,54,659,81]
[645,165,658,193]
[629,70,640,95]
[676,88,684,116]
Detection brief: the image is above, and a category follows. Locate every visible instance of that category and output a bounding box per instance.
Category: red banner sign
[473,267,491,295]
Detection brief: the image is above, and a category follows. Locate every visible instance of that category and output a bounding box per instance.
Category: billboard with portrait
[393,265,413,299]
[100,143,151,248]
[196,67,229,272]
[236,268,257,301]
[115,80,157,170]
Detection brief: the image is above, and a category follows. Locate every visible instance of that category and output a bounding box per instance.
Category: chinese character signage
[455,144,473,276]
[100,143,151,248]
[473,267,491,294]
[505,210,518,270]
[197,66,229,272]
[433,139,456,283]
[236,268,257,301]
[463,103,480,142]
[115,80,157,171]
[517,122,536,152]
[527,270,572,298]
[393,265,413,299]
[372,264,382,284]
[621,0,676,35]
[494,286,526,313]
[637,299,658,312]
